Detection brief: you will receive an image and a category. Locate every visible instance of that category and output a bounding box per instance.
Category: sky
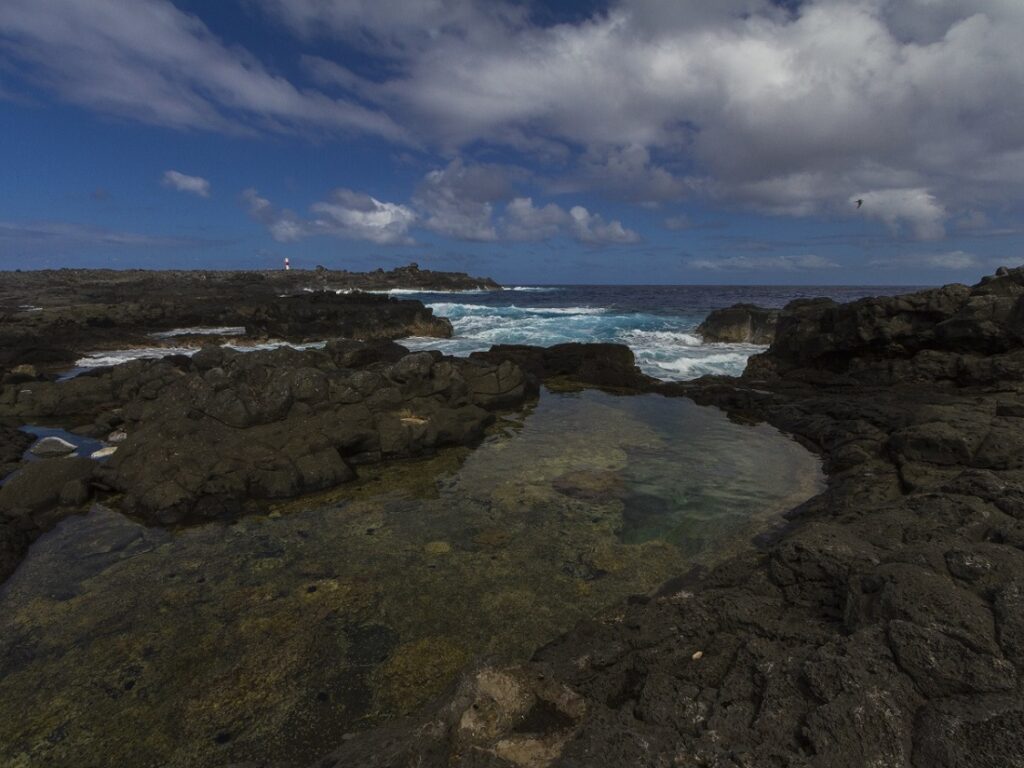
[1,0,1023,285]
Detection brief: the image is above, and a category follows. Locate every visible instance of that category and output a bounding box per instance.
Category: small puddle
[0,389,822,767]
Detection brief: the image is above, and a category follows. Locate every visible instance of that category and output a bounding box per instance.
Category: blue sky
[1,0,1022,285]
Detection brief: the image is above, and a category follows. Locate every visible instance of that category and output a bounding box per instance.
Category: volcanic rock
[696,303,779,344]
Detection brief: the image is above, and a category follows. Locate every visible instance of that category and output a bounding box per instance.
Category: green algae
[0,389,822,768]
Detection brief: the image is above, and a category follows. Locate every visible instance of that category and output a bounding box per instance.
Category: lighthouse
[284,257,290,271]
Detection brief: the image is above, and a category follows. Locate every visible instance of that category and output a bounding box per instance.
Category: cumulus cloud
[499,196,639,244]
[412,160,512,241]
[311,189,417,245]
[851,188,946,241]
[569,206,640,244]
[561,145,687,204]
[243,188,415,244]
[503,197,569,240]
[242,189,307,242]
[0,0,405,140]
[689,254,839,271]
[162,170,210,198]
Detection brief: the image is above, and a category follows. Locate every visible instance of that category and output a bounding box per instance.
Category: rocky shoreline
[2,267,1023,767]
[307,268,1024,768]
[0,267,508,581]
[0,264,492,374]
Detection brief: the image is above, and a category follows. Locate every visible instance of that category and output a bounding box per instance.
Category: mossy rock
[372,636,470,714]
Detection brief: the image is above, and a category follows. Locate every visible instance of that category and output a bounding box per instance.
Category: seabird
[855,199,863,209]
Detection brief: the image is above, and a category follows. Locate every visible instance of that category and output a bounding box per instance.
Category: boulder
[696,303,779,344]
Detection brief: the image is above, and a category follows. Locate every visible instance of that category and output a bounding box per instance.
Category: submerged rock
[29,435,77,457]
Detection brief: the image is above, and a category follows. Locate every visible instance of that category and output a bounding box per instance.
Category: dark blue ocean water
[397,284,924,380]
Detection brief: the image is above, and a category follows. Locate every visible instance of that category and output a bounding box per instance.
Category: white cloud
[503,197,569,240]
[0,0,405,140]
[311,189,417,245]
[499,196,639,244]
[569,206,640,244]
[243,188,415,244]
[243,189,307,242]
[852,188,946,241]
[162,170,210,198]
[689,254,839,271]
[412,159,512,241]
[562,144,687,204]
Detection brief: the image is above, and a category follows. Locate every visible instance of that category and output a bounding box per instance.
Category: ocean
[398,284,923,380]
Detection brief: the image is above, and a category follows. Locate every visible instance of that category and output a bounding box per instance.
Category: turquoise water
[396,284,920,380]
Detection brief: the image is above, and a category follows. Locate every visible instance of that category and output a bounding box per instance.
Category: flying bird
[855,199,863,209]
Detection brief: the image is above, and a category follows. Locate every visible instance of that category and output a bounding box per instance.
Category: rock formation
[696,303,779,344]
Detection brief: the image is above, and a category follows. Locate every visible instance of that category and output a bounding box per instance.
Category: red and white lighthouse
[284,257,290,271]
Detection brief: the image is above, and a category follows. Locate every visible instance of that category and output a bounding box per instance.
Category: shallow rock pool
[0,388,822,767]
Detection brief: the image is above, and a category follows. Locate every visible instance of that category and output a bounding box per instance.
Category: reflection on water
[0,389,822,768]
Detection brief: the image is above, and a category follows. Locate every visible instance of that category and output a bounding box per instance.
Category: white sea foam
[348,287,493,295]
[74,346,201,368]
[408,300,764,381]
[70,339,328,374]
[150,326,246,339]
[223,340,327,352]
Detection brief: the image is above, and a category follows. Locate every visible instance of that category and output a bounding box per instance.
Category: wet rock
[697,303,779,344]
[471,342,653,390]
[0,456,95,515]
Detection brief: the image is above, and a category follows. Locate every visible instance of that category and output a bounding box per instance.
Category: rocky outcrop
[0,340,537,583]
[696,303,779,344]
[747,265,1024,384]
[0,341,536,526]
[470,343,655,390]
[0,268,474,375]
